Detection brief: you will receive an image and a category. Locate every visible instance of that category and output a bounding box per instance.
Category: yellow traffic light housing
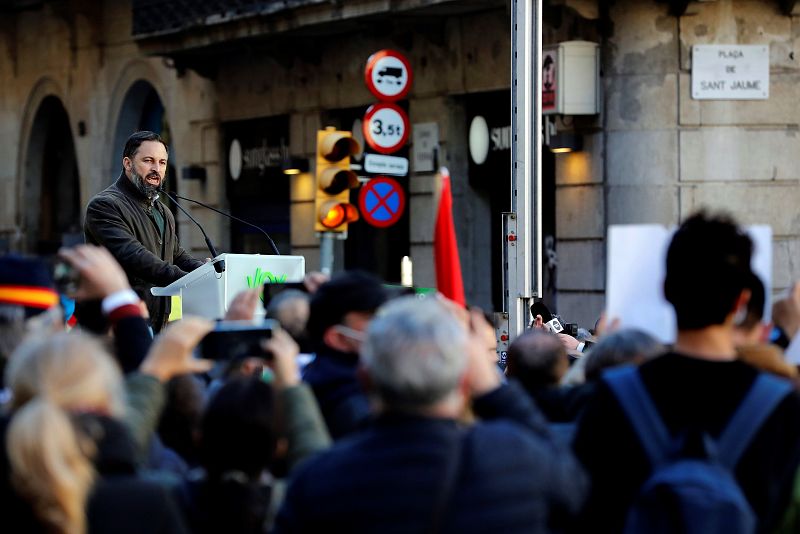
[315,128,361,233]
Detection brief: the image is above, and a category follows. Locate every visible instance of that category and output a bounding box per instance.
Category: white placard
[364,153,409,176]
[606,225,676,343]
[606,224,772,344]
[412,122,439,172]
[692,45,769,100]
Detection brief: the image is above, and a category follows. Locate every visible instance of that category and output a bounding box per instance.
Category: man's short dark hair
[122,130,168,161]
[505,330,567,390]
[664,211,753,330]
[200,377,276,478]
[307,270,388,343]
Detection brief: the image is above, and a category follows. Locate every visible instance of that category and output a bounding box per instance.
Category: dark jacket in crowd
[84,174,203,331]
[176,383,331,534]
[527,383,596,423]
[302,346,371,439]
[275,382,587,533]
[572,352,800,534]
[1,414,188,533]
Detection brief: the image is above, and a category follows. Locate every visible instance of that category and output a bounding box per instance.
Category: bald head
[505,330,569,390]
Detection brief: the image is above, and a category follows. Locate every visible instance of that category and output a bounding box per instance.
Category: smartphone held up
[199,319,279,361]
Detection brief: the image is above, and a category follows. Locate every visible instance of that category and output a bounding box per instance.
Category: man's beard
[131,169,162,200]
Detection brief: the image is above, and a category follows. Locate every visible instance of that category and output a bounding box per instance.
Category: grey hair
[361,296,468,410]
[584,329,664,382]
[266,289,310,340]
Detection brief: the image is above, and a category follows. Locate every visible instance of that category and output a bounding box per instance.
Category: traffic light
[315,128,361,233]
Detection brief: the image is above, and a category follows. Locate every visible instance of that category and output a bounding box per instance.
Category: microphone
[163,191,281,256]
[158,188,225,274]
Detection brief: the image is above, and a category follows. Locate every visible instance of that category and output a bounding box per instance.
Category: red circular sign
[364,49,413,101]
[358,177,406,228]
[362,103,410,155]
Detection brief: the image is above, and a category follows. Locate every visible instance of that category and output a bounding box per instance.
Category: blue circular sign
[358,177,406,228]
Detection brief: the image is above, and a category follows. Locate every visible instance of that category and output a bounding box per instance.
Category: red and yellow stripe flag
[0,285,59,309]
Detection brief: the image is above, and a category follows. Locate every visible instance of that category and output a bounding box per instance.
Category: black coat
[84,174,203,331]
[275,382,588,533]
[302,347,372,439]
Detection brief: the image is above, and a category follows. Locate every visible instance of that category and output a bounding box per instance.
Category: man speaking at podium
[84,131,204,333]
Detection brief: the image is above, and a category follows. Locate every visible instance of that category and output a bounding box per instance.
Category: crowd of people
[3,211,800,533]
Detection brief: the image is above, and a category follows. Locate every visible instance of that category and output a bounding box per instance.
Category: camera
[563,321,579,338]
[199,320,278,361]
[50,258,81,296]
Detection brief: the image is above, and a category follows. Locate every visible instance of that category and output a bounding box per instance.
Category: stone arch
[107,60,182,226]
[106,60,172,182]
[17,80,81,254]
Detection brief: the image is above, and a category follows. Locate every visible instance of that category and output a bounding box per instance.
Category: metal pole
[508,0,543,341]
[319,232,334,275]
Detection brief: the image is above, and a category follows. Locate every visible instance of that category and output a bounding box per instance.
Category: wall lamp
[548,132,583,154]
[281,156,310,175]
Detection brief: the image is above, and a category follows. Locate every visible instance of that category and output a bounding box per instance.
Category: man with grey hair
[266,289,310,345]
[275,296,587,533]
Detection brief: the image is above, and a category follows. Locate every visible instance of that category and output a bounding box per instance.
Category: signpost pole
[507,0,543,341]
[319,232,334,275]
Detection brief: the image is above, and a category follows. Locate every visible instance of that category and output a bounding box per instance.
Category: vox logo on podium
[246,267,287,288]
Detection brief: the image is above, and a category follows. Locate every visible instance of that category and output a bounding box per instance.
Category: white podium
[151,253,305,320]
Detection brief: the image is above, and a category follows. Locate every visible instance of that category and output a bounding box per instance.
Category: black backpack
[605,366,792,534]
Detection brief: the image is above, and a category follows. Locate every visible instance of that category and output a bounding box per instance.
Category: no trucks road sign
[364,49,413,101]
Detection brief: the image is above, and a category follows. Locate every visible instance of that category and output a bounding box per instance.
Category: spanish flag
[0,285,59,309]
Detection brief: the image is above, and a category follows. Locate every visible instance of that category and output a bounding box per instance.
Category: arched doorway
[22,95,81,254]
[111,80,170,174]
[111,80,178,219]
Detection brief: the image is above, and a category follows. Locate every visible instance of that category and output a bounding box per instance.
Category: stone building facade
[1,0,800,328]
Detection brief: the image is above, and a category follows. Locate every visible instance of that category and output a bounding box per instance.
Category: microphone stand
[166,192,281,256]
[159,189,225,273]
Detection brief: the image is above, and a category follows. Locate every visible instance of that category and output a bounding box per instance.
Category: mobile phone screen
[262,281,308,308]
[199,320,277,360]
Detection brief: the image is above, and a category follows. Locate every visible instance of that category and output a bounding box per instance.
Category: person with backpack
[572,212,800,534]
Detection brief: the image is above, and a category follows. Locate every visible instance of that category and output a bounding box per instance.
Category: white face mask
[333,324,366,344]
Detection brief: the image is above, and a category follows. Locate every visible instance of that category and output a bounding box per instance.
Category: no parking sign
[358,177,406,228]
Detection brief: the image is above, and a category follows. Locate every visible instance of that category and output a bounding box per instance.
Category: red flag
[434,168,466,306]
